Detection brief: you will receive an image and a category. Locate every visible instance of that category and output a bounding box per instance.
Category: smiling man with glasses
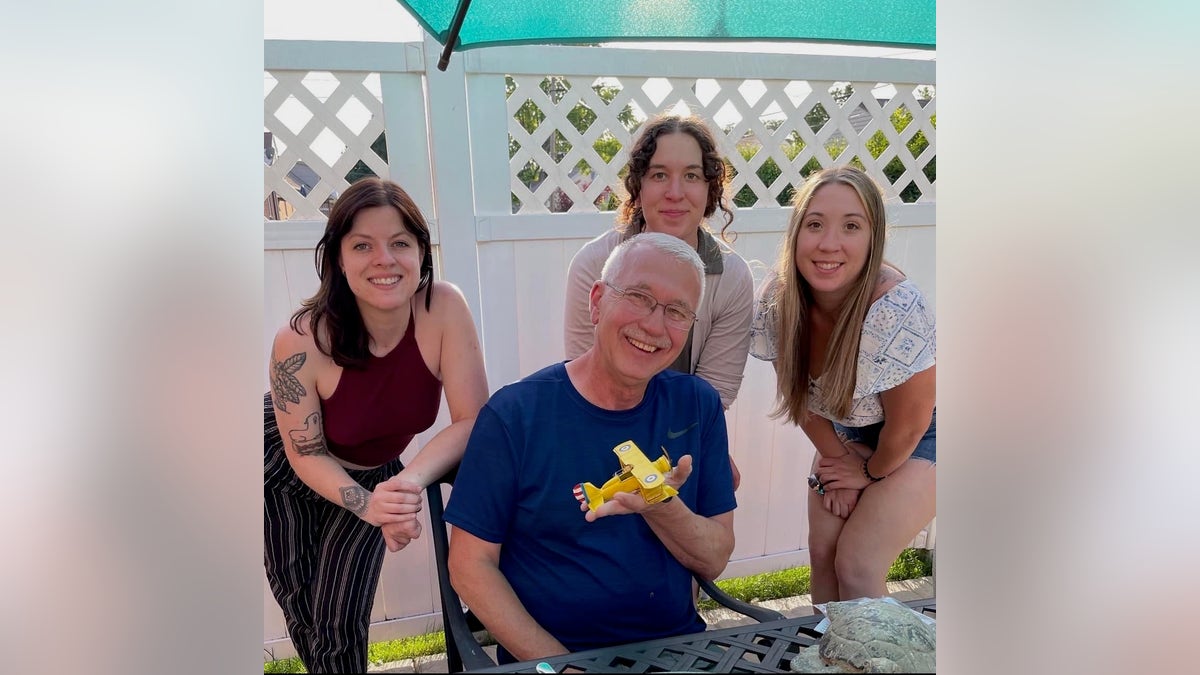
[444,232,737,664]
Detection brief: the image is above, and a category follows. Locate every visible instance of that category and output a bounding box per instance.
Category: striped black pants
[263,393,402,673]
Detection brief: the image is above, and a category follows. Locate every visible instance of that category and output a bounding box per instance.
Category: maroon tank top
[321,311,442,466]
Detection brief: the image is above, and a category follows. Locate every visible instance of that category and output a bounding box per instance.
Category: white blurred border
[2,2,262,674]
[4,1,1199,673]
[940,1,1200,673]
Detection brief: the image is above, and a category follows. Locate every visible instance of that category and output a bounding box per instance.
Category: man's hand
[581,455,693,522]
[381,519,422,552]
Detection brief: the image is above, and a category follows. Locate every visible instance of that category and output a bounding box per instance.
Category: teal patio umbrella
[395,0,935,70]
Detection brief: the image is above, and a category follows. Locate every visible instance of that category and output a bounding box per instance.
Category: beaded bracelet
[862,460,884,482]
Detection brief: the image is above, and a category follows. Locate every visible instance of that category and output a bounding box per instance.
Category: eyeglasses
[602,282,697,330]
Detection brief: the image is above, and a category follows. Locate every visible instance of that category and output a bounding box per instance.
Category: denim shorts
[833,409,936,465]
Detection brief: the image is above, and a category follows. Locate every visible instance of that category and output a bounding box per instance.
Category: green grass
[696,547,931,611]
[262,631,448,673]
[263,548,934,672]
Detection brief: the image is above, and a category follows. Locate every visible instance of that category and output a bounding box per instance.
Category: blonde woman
[749,166,935,603]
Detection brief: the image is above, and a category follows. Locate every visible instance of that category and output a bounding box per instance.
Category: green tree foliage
[732,83,935,207]
[507,76,637,212]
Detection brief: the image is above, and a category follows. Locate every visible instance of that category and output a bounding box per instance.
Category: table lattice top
[474,598,936,673]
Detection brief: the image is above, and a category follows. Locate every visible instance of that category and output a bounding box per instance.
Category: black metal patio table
[469,597,935,673]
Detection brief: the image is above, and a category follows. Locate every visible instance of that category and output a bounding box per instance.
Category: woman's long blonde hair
[769,166,888,424]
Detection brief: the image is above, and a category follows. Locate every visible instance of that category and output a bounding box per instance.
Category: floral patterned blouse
[749,277,936,427]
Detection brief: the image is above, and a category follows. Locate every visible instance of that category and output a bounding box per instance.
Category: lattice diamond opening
[756,157,782,188]
[780,130,805,158]
[883,156,907,185]
[891,104,913,134]
[866,130,890,159]
[784,81,814,107]
[829,82,854,106]
[266,135,287,164]
[594,187,621,211]
[546,188,574,212]
[509,135,521,159]
[642,78,671,107]
[568,102,598,134]
[736,131,763,162]
[714,101,743,134]
[738,80,767,107]
[804,103,829,134]
[694,79,719,106]
[543,133,572,165]
[733,184,758,207]
[301,71,338,100]
[776,183,795,207]
[345,161,377,183]
[665,100,692,118]
[312,128,347,167]
[824,136,849,162]
[514,99,545,134]
[540,76,571,104]
[277,96,312,135]
[593,130,621,164]
[518,159,547,191]
[922,159,936,185]
[899,181,922,203]
[337,96,373,136]
[798,156,822,178]
[623,100,648,131]
[907,130,929,159]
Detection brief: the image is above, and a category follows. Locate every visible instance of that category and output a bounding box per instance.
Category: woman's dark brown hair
[290,178,434,369]
[616,114,735,242]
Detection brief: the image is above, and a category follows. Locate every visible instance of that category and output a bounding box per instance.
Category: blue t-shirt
[444,361,736,655]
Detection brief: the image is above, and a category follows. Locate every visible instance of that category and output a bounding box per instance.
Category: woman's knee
[832,542,887,587]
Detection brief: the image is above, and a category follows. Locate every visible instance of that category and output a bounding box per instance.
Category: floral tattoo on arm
[340,485,370,516]
[287,412,329,457]
[271,352,307,413]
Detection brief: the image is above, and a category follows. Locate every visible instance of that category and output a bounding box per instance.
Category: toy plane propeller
[573,440,678,512]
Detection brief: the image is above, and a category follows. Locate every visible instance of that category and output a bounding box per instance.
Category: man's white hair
[600,232,706,309]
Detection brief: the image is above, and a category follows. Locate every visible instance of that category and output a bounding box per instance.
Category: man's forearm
[643,500,734,580]
[452,562,567,661]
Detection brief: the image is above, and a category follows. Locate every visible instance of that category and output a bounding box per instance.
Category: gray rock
[815,599,936,673]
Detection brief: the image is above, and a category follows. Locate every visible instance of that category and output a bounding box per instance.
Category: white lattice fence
[264,70,391,220]
[505,74,935,215]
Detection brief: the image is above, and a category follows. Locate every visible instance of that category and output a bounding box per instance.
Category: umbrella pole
[437,0,475,71]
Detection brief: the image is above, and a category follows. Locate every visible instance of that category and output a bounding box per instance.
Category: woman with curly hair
[563,114,754,486]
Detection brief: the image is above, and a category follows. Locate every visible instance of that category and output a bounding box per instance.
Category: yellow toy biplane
[573,440,678,511]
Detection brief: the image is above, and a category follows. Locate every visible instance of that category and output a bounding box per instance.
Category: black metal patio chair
[426,472,785,672]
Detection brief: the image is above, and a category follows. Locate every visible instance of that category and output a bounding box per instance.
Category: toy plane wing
[574,440,677,512]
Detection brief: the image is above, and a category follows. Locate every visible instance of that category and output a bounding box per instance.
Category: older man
[445,232,737,663]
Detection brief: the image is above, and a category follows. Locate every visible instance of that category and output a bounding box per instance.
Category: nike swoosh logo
[666,422,699,440]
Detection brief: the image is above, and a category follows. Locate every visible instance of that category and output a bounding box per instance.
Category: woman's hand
[816,450,872,492]
[359,476,424,527]
[822,487,860,518]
